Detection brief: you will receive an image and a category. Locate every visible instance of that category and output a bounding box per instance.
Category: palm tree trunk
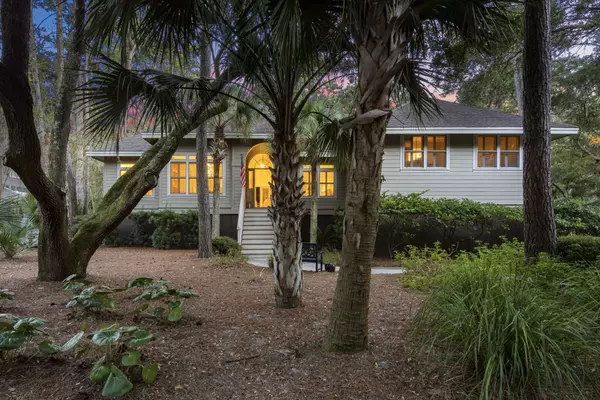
[270,129,304,308]
[523,0,557,260]
[197,32,212,258]
[309,163,318,243]
[323,119,385,352]
[211,126,226,238]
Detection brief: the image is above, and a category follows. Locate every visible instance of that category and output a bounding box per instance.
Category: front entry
[245,144,273,208]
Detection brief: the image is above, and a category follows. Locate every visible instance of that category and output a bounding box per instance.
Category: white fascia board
[86,151,144,157]
[141,131,272,140]
[385,127,579,135]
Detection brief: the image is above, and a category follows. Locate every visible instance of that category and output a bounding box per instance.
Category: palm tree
[208,98,259,237]
[322,0,509,352]
[83,0,347,307]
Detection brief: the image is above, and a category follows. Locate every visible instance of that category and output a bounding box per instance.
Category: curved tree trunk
[523,0,557,260]
[270,129,304,308]
[309,162,318,243]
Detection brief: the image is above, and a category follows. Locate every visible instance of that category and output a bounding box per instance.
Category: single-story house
[88,100,578,257]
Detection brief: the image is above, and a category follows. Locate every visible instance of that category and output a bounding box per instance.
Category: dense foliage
[212,236,242,257]
[557,235,600,265]
[414,242,600,399]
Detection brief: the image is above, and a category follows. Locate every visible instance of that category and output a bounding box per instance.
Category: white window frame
[167,153,226,196]
[473,135,523,170]
[118,161,155,197]
[401,135,450,170]
[317,164,336,198]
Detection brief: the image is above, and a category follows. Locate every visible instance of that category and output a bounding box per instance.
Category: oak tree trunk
[197,32,213,258]
[522,0,557,260]
[270,129,304,308]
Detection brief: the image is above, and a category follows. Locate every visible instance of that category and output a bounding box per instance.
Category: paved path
[247,258,404,275]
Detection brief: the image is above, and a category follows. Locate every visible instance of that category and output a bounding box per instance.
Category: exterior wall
[382,134,523,205]
[100,139,346,215]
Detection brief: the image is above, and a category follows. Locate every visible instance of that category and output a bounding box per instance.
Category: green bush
[555,199,600,236]
[557,235,600,265]
[151,211,198,249]
[414,242,600,399]
[395,242,452,289]
[128,212,156,246]
[212,236,242,257]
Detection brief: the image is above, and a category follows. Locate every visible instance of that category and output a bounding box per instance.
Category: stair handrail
[237,189,245,244]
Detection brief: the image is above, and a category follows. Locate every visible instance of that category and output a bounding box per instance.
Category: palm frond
[304,120,352,171]
[392,59,440,125]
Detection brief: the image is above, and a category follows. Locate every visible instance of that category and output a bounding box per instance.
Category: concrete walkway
[247,258,404,275]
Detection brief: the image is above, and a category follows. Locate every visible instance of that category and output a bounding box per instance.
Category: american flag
[240,153,246,187]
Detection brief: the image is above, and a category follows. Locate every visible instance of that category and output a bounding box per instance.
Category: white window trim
[117,162,155,198]
[167,153,226,196]
[300,164,337,198]
[401,135,450,170]
[473,135,523,171]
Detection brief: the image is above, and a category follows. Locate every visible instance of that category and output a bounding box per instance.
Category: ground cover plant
[413,241,600,399]
[128,277,198,322]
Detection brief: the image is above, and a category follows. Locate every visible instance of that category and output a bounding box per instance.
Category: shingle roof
[88,100,577,156]
[388,100,575,129]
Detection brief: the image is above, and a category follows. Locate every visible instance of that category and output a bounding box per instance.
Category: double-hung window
[302,165,313,196]
[169,155,223,195]
[476,136,521,169]
[403,135,447,168]
[319,164,335,197]
[120,162,153,196]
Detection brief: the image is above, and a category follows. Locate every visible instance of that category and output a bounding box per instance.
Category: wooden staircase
[241,208,274,258]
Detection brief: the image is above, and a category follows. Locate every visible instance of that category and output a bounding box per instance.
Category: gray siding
[100,134,520,213]
[381,135,522,205]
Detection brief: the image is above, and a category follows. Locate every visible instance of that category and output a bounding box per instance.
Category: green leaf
[0,332,25,350]
[126,329,154,347]
[142,362,159,384]
[167,304,182,322]
[177,290,198,298]
[90,357,110,383]
[61,331,85,352]
[134,303,150,313]
[39,341,61,355]
[91,329,121,346]
[121,350,141,366]
[127,277,154,288]
[102,366,133,397]
[151,307,165,317]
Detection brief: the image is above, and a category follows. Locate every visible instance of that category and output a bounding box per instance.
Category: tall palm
[85,0,347,307]
[208,98,259,237]
[322,0,509,352]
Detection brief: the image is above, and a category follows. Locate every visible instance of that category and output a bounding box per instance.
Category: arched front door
[245,143,273,208]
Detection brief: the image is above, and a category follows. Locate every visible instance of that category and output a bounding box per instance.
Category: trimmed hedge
[212,236,242,256]
[557,235,600,265]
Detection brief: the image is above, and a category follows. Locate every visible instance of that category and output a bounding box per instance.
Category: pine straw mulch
[0,248,470,400]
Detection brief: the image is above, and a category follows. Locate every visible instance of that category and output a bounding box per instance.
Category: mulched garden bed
[0,248,467,400]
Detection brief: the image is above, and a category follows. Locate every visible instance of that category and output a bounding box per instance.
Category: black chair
[301,242,324,272]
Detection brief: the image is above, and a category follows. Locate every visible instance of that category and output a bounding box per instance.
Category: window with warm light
[302,165,313,196]
[169,155,223,195]
[477,136,521,168]
[120,162,153,196]
[403,136,447,168]
[319,164,335,197]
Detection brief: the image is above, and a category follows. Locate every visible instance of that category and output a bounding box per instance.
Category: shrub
[395,242,452,289]
[151,211,198,249]
[414,242,600,399]
[323,249,341,266]
[63,275,119,314]
[555,199,600,236]
[212,236,242,257]
[128,212,156,247]
[557,235,600,265]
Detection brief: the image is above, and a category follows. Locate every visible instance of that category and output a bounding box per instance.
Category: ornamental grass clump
[414,241,600,399]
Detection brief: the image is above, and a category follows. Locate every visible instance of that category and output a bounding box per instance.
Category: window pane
[189,178,197,194]
[320,164,334,170]
[427,136,434,148]
[189,162,197,178]
[171,179,179,193]
[427,152,446,168]
[303,165,311,170]
[500,152,519,168]
[405,151,424,167]
[404,138,413,150]
[172,155,186,160]
[478,136,497,151]
[435,136,446,149]
[504,136,519,150]
[208,178,214,193]
[478,151,497,168]
[302,171,312,196]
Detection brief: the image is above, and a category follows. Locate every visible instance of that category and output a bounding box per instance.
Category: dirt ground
[0,248,466,400]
